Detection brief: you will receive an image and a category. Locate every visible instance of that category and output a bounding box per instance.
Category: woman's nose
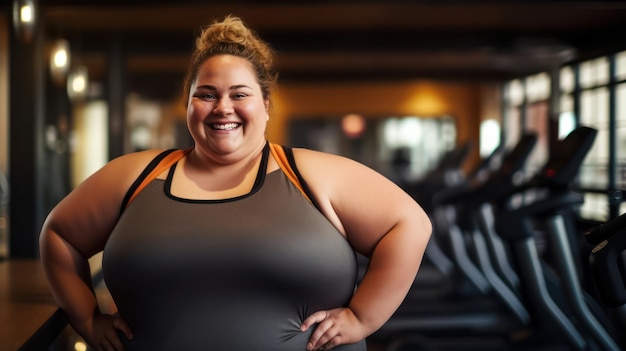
[213,98,233,115]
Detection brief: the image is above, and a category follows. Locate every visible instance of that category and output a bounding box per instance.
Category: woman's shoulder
[290,147,367,173]
[288,147,382,196]
[86,149,179,187]
[107,148,177,170]
[112,148,177,163]
[290,147,351,163]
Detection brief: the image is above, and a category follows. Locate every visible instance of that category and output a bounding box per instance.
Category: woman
[40,15,431,350]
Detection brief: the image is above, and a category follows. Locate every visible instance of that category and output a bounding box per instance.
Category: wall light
[50,39,70,86]
[341,114,366,139]
[67,66,89,101]
[12,0,37,42]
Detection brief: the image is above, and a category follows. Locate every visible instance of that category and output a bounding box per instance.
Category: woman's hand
[300,308,367,350]
[79,314,133,351]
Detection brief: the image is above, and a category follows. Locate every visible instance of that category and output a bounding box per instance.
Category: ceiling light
[12,0,36,42]
[67,66,89,101]
[50,39,70,86]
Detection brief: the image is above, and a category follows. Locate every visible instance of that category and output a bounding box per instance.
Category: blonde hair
[183,15,277,103]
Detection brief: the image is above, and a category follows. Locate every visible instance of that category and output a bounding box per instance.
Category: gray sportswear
[103,150,365,350]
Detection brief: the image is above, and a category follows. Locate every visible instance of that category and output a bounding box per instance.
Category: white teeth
[211,123,240,130]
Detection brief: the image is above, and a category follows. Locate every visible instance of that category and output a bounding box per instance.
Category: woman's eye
[195,93,216,100]
[232,93,247,100]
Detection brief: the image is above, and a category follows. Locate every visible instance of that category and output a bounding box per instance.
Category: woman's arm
[40,150,163,350]
[295,149,432,350]
[40,225,133,350]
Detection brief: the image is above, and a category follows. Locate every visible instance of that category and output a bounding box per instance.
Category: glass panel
[441,116,457,150]
[291,116,456,184]
[560,66,575,93]
[524,101,549,176]
[558,111,576,139]
[579,193,609,221]
[507,79,524,106]
[617,83,626,190]
[71,101,109,187]
[579,87,609,189]
[378,116,457,182]
[596,57,610,86]
[616,51,626,81]
[480,119,501,158]
[580,88,609,129]
[580,90,594,125]
[559,93,575,139]
[504,106,521,149]
[580,60,594,88]
[526,72,550,102]
[580,57,610,88]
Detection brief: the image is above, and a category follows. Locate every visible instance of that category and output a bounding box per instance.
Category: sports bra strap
[269,143,320,209]
[120,143,316,215]
[120,148,191,213]
[268,143,312,202]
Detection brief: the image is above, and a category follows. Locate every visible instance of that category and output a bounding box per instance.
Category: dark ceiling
[32,0,626,98]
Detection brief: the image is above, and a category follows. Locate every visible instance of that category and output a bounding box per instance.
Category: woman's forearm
[40,227,100,334]
[348,221,428,335]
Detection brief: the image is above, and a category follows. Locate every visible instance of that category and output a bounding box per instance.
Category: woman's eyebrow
[194,84,217,91]
[229,84,253,90]
[195,84,252,90]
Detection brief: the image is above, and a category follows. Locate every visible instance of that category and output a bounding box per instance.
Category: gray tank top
[103,147,365,350]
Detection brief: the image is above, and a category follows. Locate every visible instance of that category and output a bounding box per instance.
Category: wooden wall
[267,80,500,172]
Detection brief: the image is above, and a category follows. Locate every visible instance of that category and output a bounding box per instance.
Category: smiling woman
[185,55,269,164]
[39,15,432,351]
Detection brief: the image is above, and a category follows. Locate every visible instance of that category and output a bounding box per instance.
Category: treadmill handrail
[585,211,626,245]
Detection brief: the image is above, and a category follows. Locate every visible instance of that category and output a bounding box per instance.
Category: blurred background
[2,0,626,259]
[2,1,626,350]
[3,0,625,260]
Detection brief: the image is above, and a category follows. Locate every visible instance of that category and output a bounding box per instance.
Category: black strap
[282,146,321,211]
[119,149,178,217]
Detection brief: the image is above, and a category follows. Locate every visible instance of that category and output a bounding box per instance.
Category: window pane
[507,79,524,106]
[617,83,626,190]
[580,60,594,88]
[560,93,573,113]
[559,93,575,139]
[579,193,609,221]
[504,106,521,149]
[560,66,575,93]
[293,116,458,183]
[596,57,610,85]
[616,51,626,81]
[526,72,550,102]
[580,57,610,88]
[559,111,576,139]
[525,101,549,176]
[580,88,609,128]
[580,87,609,189]
[480,119,501,158]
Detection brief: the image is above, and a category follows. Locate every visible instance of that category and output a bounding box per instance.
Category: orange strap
[125,148,191,209]
[269,143,311,203]
[125,143,309,210]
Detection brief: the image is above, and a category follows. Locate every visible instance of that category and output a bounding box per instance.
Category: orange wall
[267,80,486,171]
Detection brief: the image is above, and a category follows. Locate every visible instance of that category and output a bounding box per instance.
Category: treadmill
[586,211,626,349]
[369,134,538,347]
[370,127,606,350]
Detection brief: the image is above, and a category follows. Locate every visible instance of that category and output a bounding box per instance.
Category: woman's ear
[264,99,270,120]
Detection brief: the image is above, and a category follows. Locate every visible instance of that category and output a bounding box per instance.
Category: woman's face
[187,55,269,161]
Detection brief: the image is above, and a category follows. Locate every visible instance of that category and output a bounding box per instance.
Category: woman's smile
[209,122,242,131]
